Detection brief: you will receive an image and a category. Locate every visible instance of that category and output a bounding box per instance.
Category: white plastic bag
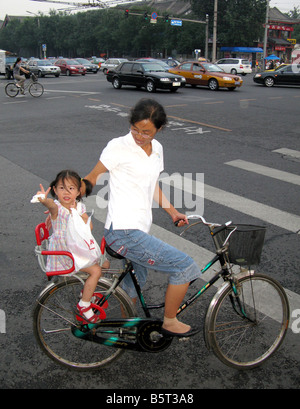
[66,207,101,272]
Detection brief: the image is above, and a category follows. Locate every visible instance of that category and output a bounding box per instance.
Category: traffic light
[124,9,129,18]
[144,12,148,20]
[164,15,169,23]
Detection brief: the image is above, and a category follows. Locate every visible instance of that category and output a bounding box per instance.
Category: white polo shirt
[100,132,164,233]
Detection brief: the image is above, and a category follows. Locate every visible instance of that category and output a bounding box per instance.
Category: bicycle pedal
[178,337,191,342]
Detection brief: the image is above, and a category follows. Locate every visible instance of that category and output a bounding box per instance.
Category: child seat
[34,223,75,278]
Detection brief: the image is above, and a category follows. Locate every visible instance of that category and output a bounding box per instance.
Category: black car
[253,64,300,87]
[5,56,17,79]
[106,61,186,92]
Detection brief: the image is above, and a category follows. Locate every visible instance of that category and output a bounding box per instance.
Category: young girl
[34,169,107,324]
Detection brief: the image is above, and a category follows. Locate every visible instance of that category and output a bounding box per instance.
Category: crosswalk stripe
[272,148,300,159]
[225,159,300,186]
[159,174,300,234]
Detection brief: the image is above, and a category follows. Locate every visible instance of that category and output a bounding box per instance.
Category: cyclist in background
[13,57,30,94]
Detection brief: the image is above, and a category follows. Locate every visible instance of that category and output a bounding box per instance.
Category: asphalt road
[0,72,299,391]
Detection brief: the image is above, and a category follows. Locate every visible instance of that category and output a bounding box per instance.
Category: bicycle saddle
[105,244,125,260]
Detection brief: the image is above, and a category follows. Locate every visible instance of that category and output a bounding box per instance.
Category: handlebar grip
[174,219,185,227]
[211,221,232,237]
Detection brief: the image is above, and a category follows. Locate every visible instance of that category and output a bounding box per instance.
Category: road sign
[151,12,157,20]
[171,19,182,26]
[42,44,47,51]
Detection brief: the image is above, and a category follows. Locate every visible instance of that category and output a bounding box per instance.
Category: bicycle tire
[33,276,136,370]
[29,82,44,97]
[205,273,289,369]
[5,82,19,97]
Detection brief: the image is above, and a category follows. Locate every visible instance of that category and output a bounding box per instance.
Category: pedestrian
[82,98,202,337]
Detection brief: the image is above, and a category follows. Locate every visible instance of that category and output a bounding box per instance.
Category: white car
[216,58,252,75]
[101,58,128,74]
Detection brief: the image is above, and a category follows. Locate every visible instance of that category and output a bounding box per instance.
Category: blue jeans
[104,226,201,298]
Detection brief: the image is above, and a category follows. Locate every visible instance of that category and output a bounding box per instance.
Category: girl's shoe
[79,291,108,310]
[76,302,106,324]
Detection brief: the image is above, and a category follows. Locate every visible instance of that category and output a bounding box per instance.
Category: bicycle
[32,215,289,371]
[5,73,44,98]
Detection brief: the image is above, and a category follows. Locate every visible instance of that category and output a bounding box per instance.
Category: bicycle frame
[34,220,252,354]
[71,251,240,352]
[15,75,34,90]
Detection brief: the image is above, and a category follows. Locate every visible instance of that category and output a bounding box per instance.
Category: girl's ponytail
[14,57,21,68]
[81,178,93,197]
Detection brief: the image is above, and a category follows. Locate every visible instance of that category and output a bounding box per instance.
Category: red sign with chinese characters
[269,24,294,31]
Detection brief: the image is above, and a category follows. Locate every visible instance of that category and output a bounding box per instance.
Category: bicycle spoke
[29,82,44,97]
[33,278,136,370]
[5,83,19,97]
[205,274,289,369]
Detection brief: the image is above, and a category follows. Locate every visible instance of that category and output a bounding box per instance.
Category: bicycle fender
[204,269,255,350]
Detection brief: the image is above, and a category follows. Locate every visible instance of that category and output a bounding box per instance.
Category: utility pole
[205,14,209,60]
[212,0,218,62]
[263,0,270,70]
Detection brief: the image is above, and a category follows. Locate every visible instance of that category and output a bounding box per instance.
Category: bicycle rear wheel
[5,82,19,97]
[29,82,44,97]
[205,273,289,369]
[33,276,136,370]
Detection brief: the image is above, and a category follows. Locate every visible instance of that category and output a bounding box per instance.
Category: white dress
[46,200,86,272]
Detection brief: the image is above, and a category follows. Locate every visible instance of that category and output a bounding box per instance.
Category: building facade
[258,7,300,62]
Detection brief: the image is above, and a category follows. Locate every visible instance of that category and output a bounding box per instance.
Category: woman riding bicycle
[82,98,202,337]
[13,57,30,94]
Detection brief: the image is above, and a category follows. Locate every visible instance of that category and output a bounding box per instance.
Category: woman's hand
[172,212,189,227]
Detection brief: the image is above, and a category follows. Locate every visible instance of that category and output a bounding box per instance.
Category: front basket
[213,224,266,266]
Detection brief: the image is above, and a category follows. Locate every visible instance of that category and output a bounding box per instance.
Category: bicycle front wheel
[33,276,136,370]
[29,82,44,97]
[5,82,19,97]
[205,273,289,369]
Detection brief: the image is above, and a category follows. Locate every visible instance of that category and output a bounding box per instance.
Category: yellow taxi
[265,63,288,72]
[169,61,243,91]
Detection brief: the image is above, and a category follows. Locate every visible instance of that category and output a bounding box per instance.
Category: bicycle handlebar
[176,214,232,229]
[175,215,234,241]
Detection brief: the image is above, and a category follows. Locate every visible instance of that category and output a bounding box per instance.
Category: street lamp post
[26,11,41,58]
[263,0,270,70]
[205,14,209,60]
[212,0,218,62]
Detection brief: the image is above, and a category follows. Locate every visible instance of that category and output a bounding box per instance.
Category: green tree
[287,7,300,43]
[190,0,267,46]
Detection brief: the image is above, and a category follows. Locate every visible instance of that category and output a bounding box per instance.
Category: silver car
[28,59,61,77]
[101,58,128,74]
